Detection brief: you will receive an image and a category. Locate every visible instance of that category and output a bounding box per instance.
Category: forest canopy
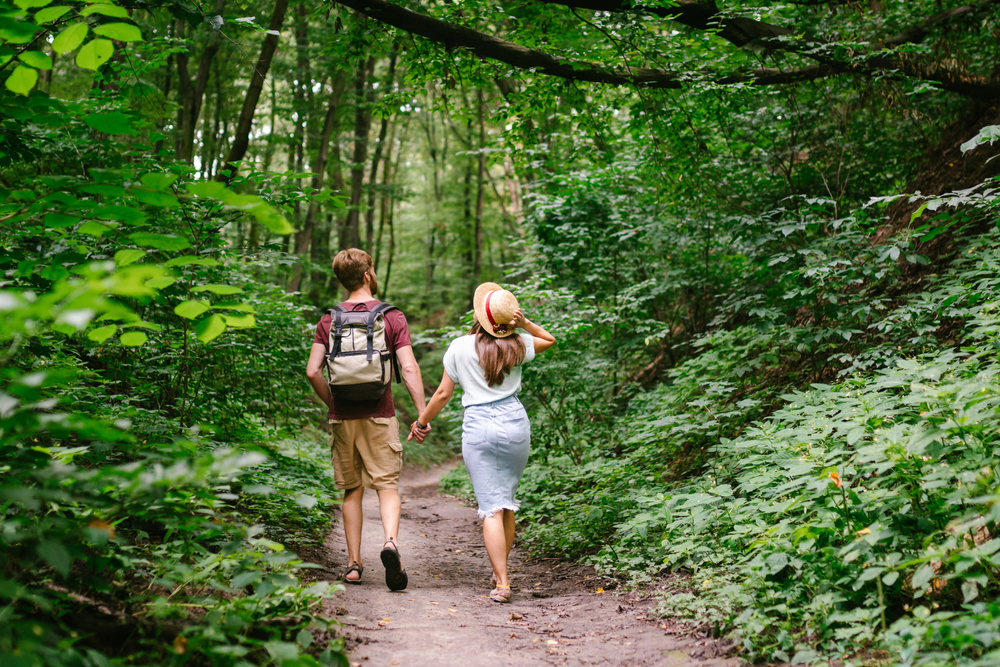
[2,0,1000,665]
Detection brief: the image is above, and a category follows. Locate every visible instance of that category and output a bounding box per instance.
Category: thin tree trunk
[473,88,486,288]
[155,50,173,156]
[288,72,348,293]
[341,56,375,249]
[364,48,397,251]
[176,0,225,163]
[217,0,290,182]
[374,118,396,272]
[381,116,409,299]
[262,81,278,173]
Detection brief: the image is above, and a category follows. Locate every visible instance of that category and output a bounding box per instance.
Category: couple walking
[305,249,555,603]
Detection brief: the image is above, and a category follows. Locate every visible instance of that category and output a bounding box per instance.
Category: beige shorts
[329,417,402,490]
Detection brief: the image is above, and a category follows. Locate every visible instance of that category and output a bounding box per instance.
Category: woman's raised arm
[512,308,556,353]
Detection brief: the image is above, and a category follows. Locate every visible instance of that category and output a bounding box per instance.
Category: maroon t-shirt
[314,300,411,420]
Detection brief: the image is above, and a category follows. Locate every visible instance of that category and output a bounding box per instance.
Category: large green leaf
[191,284,243,295]
[114,249,146,267]
[94,204,146,223]
[81,4,129,18]
[195,314,227,342]
[52,23,89,54]
[34,5,70,23]
[221,313,255,328]
[119,331,147,347]
[128,232,191,251]
[87,324,118,343]
[140,172,179,191]
[164,255,221,267]
[14,0,53,8]
[82,111,139,135]
[4,65,37,96]
[134,189,179,208]
[17,50,52,70]
[76,38,114,70]
[174,300,210,319]
[37,540,70,576]
[44,212,80,228]
[93,22,142,42]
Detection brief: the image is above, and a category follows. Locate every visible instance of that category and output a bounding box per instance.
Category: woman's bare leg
[483,513,509,587]
[503,509,515,556]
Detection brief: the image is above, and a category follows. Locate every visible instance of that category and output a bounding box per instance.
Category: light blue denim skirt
[461,395,530,519]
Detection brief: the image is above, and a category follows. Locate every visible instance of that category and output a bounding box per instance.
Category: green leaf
[75,38,114,70]
[191,284,243,295]
[195,314,226,342]
[82,111,138,135]
[79,184,126,197]
[15,0,54,8]
[164,255,221,267]
[144,276,176,290]
[81,4,129,18]
[882,571,900,586]
[174,300,210,319]
[0,22,40,44]
[4,65,37,96]
[52,23,89,54]
[184,181,230,200]
[213,302,254,312]
[37,540,70,576]
[17,50,52,70]
[44,212,80,228]
[140,172,178,191]
[295,629,313,649]
[114,249,145,266]
[94,204,145,224]
[119,331,147,347]
[128,232,191,251]
[134,189,179,208]
[87,324,118,343]
[221,313,255,328]
[78,220,114,236]
[93,22,142,42]
[34,5,71,23]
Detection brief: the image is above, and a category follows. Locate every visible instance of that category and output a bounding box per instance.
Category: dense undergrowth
[445,172,1000,665]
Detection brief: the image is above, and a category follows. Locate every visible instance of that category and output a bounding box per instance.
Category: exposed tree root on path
[302,464,739,667]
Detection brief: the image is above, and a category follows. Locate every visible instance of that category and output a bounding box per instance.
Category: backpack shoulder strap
[326,307,345,357]
[366,303,402,381]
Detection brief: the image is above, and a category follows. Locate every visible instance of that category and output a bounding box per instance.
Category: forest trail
[315,464,740,667]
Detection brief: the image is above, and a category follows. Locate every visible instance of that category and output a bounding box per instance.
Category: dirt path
[316,464,739,667]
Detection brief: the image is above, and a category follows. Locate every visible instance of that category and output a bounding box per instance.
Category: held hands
[408,420,431,443]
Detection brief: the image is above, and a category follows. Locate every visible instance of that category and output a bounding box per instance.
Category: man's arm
[306,343,332,406]
[394,344,426,414]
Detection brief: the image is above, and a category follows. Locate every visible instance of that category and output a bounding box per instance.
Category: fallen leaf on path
[407,599,414,601]
[509,633,517,638]
[510,612,523,621]
[173,636,187,655]
[431,602,439,605]
[546,640,558,645]
[391,662,400,665]
[378,617,391,627]
[534,583,541,587]
[335,606,347,616]
[456,549,462,553]
[596,587,605,594]
[448,608,458,612]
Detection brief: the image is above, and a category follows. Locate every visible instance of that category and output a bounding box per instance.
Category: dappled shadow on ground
[309,463,740,667]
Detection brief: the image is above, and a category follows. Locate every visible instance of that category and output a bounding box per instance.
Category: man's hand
[407,421,431,443]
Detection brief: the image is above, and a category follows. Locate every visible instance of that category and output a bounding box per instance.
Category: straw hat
[473,282,519,338]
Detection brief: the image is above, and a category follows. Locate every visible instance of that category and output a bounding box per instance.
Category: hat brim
[473,282,516,338]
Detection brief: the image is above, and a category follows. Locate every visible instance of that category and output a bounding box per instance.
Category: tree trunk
[288,72,348,293]
[217,0,290,181]
[341,56,376,249]
[473,89,486,290]
[176,0,225,164]
[364,48,397,252]
[380,116,409,299]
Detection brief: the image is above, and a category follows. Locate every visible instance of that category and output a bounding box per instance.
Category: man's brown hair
[332,248,373,292]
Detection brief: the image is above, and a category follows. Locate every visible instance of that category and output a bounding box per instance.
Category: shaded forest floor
[296,464,739,666]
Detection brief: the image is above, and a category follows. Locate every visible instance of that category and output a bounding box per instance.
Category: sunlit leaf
[128,232,191,251]
[82,4,129,18]
[195,314,226,342]
[17,50,52,70]
[174,300,210,319]
[114,249,145,267]
[75,38,114,70]
[221,313,255,328]
[87,324,118,343]
[191,284,242,295]
[119,331,147,347]
[34,5,70,23]
[164,255,221,267]
[4,65,37,96]
[51,23,89,54]
[93,22,142,42]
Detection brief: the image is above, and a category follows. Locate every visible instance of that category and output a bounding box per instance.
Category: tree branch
[333,0,1000,99]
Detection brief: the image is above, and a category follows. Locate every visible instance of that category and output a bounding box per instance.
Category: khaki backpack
[323,303,401,401]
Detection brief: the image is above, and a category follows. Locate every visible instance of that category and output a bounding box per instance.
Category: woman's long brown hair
[470,321,526,386]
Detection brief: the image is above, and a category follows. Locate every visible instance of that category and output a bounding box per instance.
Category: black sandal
[380,538,408,591]
[341,562,363,584]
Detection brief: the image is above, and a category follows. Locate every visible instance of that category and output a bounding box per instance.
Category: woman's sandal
[341,562,363,584]
[380,538,408,591]
[489,585,511,603]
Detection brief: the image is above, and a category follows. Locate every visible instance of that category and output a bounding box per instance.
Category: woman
[408,283,555,602]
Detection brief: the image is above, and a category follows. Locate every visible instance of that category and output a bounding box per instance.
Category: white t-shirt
[443,333,535,407]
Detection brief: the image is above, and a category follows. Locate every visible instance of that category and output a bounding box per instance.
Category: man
[306,248,430,590]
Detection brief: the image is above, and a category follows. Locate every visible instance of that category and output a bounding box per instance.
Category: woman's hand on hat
[511,308,526,329]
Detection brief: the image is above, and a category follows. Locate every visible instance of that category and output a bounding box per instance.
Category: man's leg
[376,488,401,545]
[343,485,365,581]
